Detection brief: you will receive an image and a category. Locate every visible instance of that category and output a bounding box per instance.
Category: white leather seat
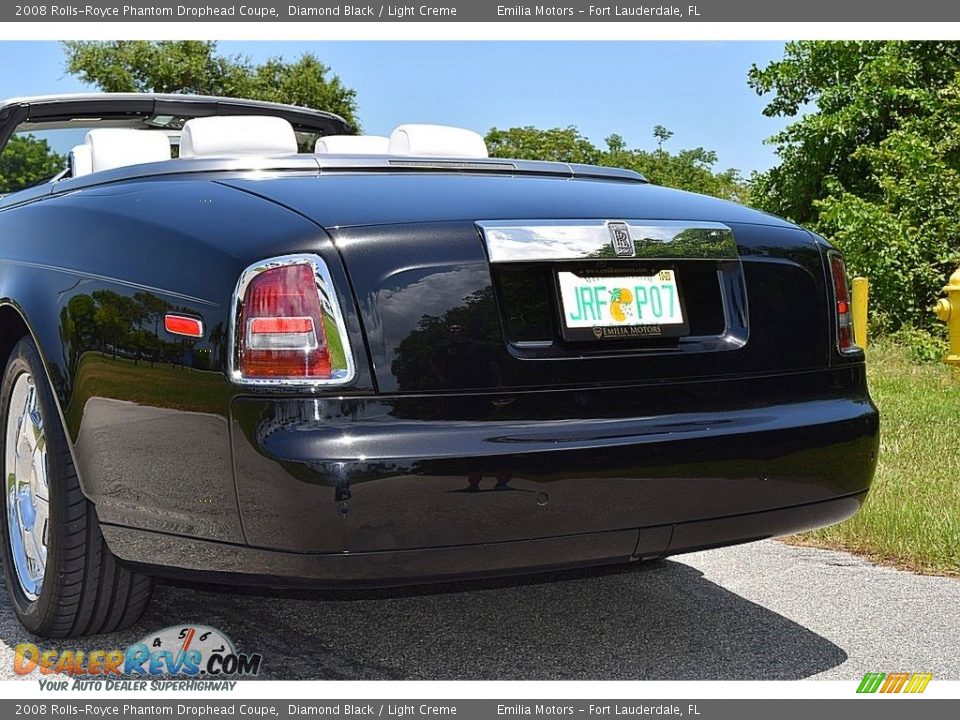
[388,124,488,158]
[83,129,171,174]
[69,144,93,177]
[315,135,389,155]
[179,116,298,158]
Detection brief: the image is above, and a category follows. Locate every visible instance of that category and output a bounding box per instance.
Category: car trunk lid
[219,173,830,393]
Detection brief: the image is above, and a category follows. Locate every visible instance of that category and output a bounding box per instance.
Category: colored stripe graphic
[857,672,932,694]
[890,672,910,693]
[857,673,886,693]
[905,673,934,694]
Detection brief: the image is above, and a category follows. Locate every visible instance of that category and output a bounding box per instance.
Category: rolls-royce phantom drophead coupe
[0,94,878,637]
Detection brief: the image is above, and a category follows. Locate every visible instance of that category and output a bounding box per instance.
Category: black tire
[0,336,153,637]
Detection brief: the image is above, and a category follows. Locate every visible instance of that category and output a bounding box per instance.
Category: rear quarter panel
[0,176,370,543]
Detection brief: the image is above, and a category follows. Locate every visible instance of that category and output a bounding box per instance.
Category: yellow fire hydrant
[851,277,869,349]
[934,266,960,366]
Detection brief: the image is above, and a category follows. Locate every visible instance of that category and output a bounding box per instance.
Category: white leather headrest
[84,129,171,174]
[69,144,93,178]
[388,124,488,158]
[179,116,298,158]
[315,135,390,155]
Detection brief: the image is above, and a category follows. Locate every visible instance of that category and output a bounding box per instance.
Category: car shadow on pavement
[1,558,846,680]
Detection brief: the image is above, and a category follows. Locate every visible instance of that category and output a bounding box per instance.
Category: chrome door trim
[477,220,736,263]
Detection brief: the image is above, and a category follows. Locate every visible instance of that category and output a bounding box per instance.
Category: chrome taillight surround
[827,250,860,356]
[228,254,356,386]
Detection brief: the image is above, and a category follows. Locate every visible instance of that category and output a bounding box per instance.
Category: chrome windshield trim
[477,220,737,263]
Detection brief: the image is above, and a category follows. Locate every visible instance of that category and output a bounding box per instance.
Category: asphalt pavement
[1,540,958,680]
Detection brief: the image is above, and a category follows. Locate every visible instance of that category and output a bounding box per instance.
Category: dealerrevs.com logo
[14,625,261,689]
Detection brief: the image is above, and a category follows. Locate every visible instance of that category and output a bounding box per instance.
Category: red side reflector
[164,314,204,338]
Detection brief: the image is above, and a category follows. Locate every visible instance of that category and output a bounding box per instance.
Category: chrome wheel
[4,372,48,600]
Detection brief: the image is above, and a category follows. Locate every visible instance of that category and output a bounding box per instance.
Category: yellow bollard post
[851,277,869,350]
[934,266,960,366]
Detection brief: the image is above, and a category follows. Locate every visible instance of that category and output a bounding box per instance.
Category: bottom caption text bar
[2,700,956,720]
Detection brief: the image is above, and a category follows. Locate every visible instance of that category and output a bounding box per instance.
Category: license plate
[557,269,688,341]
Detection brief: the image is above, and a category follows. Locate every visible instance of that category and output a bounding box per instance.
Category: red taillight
[238,263,331,379]
[829,253,857,354]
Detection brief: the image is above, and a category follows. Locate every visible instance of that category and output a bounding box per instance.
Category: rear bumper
[103,492,866,587]
[101,367,879,584]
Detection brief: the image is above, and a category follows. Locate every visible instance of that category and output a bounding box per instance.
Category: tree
[62,41,359,129]
[485,126,746,202]
[748,41,960,225]
[632,146,746,203]
[653,124,673,161]
[749,41,960,330]
[485,126,602,164]
[0,135,64,194]
[248,54,357,123]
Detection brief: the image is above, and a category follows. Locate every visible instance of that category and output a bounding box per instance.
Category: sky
[0,41,791,175]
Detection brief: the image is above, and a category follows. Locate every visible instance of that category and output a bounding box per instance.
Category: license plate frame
[554,265,690,342]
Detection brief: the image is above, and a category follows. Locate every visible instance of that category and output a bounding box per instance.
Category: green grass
[790,337,960,576]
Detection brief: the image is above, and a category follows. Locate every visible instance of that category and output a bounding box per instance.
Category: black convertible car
[0,94,878,637]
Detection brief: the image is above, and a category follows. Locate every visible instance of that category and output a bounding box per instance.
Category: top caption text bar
[4,0,960,22]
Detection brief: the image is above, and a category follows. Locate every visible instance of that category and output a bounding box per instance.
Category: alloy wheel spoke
[31,437,48,501]
[22,387,43,454]
[29,496,49,564]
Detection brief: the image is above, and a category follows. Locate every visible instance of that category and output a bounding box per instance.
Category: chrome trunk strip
[477,220,736,263]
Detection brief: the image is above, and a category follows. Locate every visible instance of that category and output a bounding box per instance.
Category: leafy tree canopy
[62,41,359,129]
[486,125,746,202]
[0,135,64,194]
[749,41,960,330]
[486,126,603,165]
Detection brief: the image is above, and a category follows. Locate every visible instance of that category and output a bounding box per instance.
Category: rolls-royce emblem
[607,221,635,257]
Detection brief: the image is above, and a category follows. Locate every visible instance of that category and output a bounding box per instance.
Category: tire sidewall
[0,337,69,632]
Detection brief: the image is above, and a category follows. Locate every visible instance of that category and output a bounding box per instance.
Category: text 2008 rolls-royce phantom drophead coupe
[0,94,878,637]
